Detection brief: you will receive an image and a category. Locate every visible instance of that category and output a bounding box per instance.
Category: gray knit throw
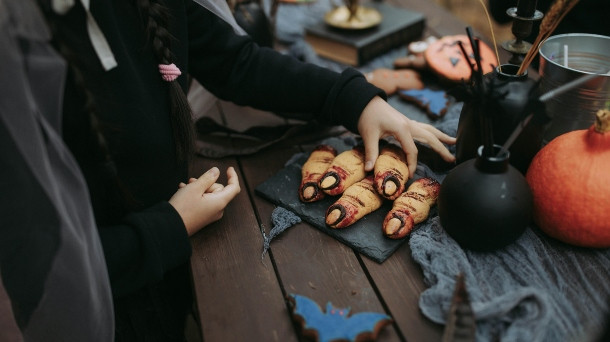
[411,217,610,341]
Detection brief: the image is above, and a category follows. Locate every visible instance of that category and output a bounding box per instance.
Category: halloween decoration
[393,36,438,69]
[398,88,453,119]
[500,0,544,65]
[526,109,610,248]
[383,177,440,239]
[299,145,338,202]
[373,143,410,200]
[319,146,366,196]
[326,176,384,229]
[438,145,532,251]
[517,0,581,75]
[455,63,541,174]
[287,294,392,342]
[393,34,497,84]
[424,35,497,83]
[442,273,476,342]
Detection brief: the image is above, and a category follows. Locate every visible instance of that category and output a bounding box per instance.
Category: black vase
[438,145,532,252]
[455,64,542,174]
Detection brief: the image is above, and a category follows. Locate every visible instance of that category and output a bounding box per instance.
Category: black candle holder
[501,0,544,65]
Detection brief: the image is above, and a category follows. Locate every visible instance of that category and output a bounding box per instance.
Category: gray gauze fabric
[261,207,302,258]
[0,0,114,340]
[411,220,610,342]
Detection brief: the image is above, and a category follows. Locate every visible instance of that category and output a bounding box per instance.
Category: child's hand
[169,166,241,236]
[357,96,456,178]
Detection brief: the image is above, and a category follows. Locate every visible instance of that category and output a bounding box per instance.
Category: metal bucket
[538,33,610,145]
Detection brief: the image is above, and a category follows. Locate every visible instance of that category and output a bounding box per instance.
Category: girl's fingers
[206,183,224,193]
[193,167,220,190]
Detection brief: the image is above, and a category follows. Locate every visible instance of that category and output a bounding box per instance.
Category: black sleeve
[185,2,385,133]
[98,202,192,298]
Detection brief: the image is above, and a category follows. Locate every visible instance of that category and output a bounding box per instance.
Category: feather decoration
[442,273,476,342]
[517,0,581,75]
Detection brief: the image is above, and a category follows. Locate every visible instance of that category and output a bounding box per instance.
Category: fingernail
[209,167,219,176]
[365,161,374,170]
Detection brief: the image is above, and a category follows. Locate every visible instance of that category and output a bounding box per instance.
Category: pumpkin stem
[594,109,610,133]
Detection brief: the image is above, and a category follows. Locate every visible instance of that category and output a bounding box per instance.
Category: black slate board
[255,137,426,263]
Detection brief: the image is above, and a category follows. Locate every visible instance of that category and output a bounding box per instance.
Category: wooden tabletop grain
[187,1,513,341]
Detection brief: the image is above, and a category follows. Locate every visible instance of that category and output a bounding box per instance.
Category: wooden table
[189,1,516,341]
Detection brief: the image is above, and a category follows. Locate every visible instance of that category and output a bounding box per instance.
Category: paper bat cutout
[287,293,392,342]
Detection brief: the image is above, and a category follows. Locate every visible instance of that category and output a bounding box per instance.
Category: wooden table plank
[240,145,402,341]
[188,0,541,340]
[361,246,444,342]
[189,156,296,342]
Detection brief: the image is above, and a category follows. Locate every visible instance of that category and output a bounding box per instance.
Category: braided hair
[34,0,196,211]
[135,0,195,162]
[34,0,136,210]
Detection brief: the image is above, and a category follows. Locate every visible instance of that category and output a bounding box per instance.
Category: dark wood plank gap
[189,156,295,341]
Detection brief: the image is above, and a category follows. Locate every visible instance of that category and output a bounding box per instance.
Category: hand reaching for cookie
[358,96,456,177]
[169,166,241,236]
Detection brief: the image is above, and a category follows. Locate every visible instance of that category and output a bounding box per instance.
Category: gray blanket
[411,216,610,342]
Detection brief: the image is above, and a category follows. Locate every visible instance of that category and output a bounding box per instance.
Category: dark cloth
[0,0,113,340]
[39,0,384,339]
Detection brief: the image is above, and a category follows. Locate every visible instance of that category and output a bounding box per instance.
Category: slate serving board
[254,137,438,263]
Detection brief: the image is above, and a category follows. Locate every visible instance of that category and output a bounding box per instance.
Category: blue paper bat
[287,293,392,342]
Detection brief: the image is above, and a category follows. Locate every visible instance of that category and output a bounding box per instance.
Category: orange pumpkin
[526,109,610,248]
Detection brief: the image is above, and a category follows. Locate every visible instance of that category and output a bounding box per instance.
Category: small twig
[517,0,581,75]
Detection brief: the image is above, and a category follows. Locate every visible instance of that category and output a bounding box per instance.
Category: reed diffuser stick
[516,0,580,75]
[465,27,495,157]
[457,41,475,74]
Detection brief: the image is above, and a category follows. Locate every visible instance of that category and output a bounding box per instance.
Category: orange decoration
[526,109,610,248]
[424,34,496,83]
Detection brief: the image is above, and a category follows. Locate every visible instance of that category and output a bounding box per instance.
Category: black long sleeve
[55,0,383,298]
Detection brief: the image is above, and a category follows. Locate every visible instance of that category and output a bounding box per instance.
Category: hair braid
[36,0,137,210]
[137,0,195,162]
